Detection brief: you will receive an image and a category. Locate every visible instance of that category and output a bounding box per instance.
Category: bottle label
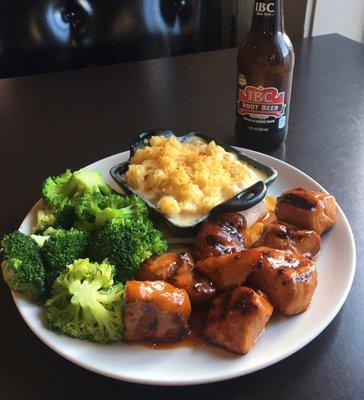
[254,2,275,17]
[237,81,286,120]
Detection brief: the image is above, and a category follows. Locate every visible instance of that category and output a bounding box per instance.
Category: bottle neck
[250,0,284,36]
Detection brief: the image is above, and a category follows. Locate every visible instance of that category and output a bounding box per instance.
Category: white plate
[13,149,356,386]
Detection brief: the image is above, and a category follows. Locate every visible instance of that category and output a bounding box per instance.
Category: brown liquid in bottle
[235,0,295,151]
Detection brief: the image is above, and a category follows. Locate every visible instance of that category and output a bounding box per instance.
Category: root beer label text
[237,85,286,119]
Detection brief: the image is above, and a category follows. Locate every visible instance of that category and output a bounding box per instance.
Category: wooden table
[0,34,363,399]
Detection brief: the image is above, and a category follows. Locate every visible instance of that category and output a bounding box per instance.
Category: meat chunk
[254,222,321,259]
[138,252,216,304]
[248,247,318,315]
[203,286,273,355]
[276,188,336,235]
[195,212,252,260]
[195,249,261,291]
[124,281,191,343]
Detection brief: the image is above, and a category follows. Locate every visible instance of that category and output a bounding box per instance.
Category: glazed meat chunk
[195,212,252,260]
[203,286,273,355]
[276,188,336,235]
[124,281,191,343]
[248,247,318,315]
[254,222,321,259]
[195,249,261,291]
[138,252,216,304]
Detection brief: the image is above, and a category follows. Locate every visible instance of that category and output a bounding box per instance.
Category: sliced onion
[240,200,267,227]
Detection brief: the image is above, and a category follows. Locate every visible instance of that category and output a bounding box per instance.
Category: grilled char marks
[203,286,273,355]
[279,194,316,211]
[168,253,216,304]
[204,235,230,254]
[188,276,216,303]
[254,222,321,259]
[231,292,258,313]
[278,188,319,209]
[248,247,318,315]
[275,224,290,239]
[138,252,216,304]
[195,249,261,291]
[125,300,189,342]
[138,252,180,281]
[210,212,247,230]
[195,212,252,260]
[124,280,191,343]
[276,188,337,235]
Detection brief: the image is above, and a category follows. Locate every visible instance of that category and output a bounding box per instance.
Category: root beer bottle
[235,0,295,150]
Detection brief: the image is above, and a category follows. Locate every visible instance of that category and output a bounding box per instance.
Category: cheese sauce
[125,135,267,226]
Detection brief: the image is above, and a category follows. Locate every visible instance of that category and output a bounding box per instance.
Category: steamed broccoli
[42,169,73,210]
[74,192,148,231]
[1,232,45,300]
[32,208,56,234]
[40,169,114,229]
[53,206,75,230]
[32,206,75,234]
[42,169,113,210]
[45,258,124,343]
[41,229,90,291]
[88,218,167,280]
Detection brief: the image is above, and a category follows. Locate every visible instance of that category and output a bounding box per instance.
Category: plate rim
[11,148,357,386]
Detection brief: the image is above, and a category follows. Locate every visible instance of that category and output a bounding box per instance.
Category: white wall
[236,0,364,44]
[311,0,364,43]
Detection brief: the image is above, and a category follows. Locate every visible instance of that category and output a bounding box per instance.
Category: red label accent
[238,85,285,118]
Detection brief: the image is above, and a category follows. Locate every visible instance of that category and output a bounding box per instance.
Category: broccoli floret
[1,232,45,300]
[32,206,75,233]
[42,169,113,210]
[68,169,113,197]
[74,192,148,231]
[32,208,56,234]
[89,218,167,280]
[41,229,90,291]
[42,170,73,210]
[45,258,124,343]
[41,169,113,229]
[54,205,75,230]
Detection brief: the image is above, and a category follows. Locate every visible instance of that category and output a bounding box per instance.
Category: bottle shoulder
[238,32,294,68]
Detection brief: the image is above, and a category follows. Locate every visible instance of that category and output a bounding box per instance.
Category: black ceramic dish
[110,130,277,237]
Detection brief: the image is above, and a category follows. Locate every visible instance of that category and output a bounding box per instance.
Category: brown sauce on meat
[139,304,209,350]
[279,194,315,210]
[195,212,251,260]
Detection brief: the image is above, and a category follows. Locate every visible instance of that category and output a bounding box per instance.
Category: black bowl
[110,130,277,237]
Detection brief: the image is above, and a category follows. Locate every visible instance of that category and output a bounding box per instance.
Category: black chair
[0,0,237,79]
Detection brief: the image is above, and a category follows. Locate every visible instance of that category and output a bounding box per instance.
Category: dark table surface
[0,33,363,400]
